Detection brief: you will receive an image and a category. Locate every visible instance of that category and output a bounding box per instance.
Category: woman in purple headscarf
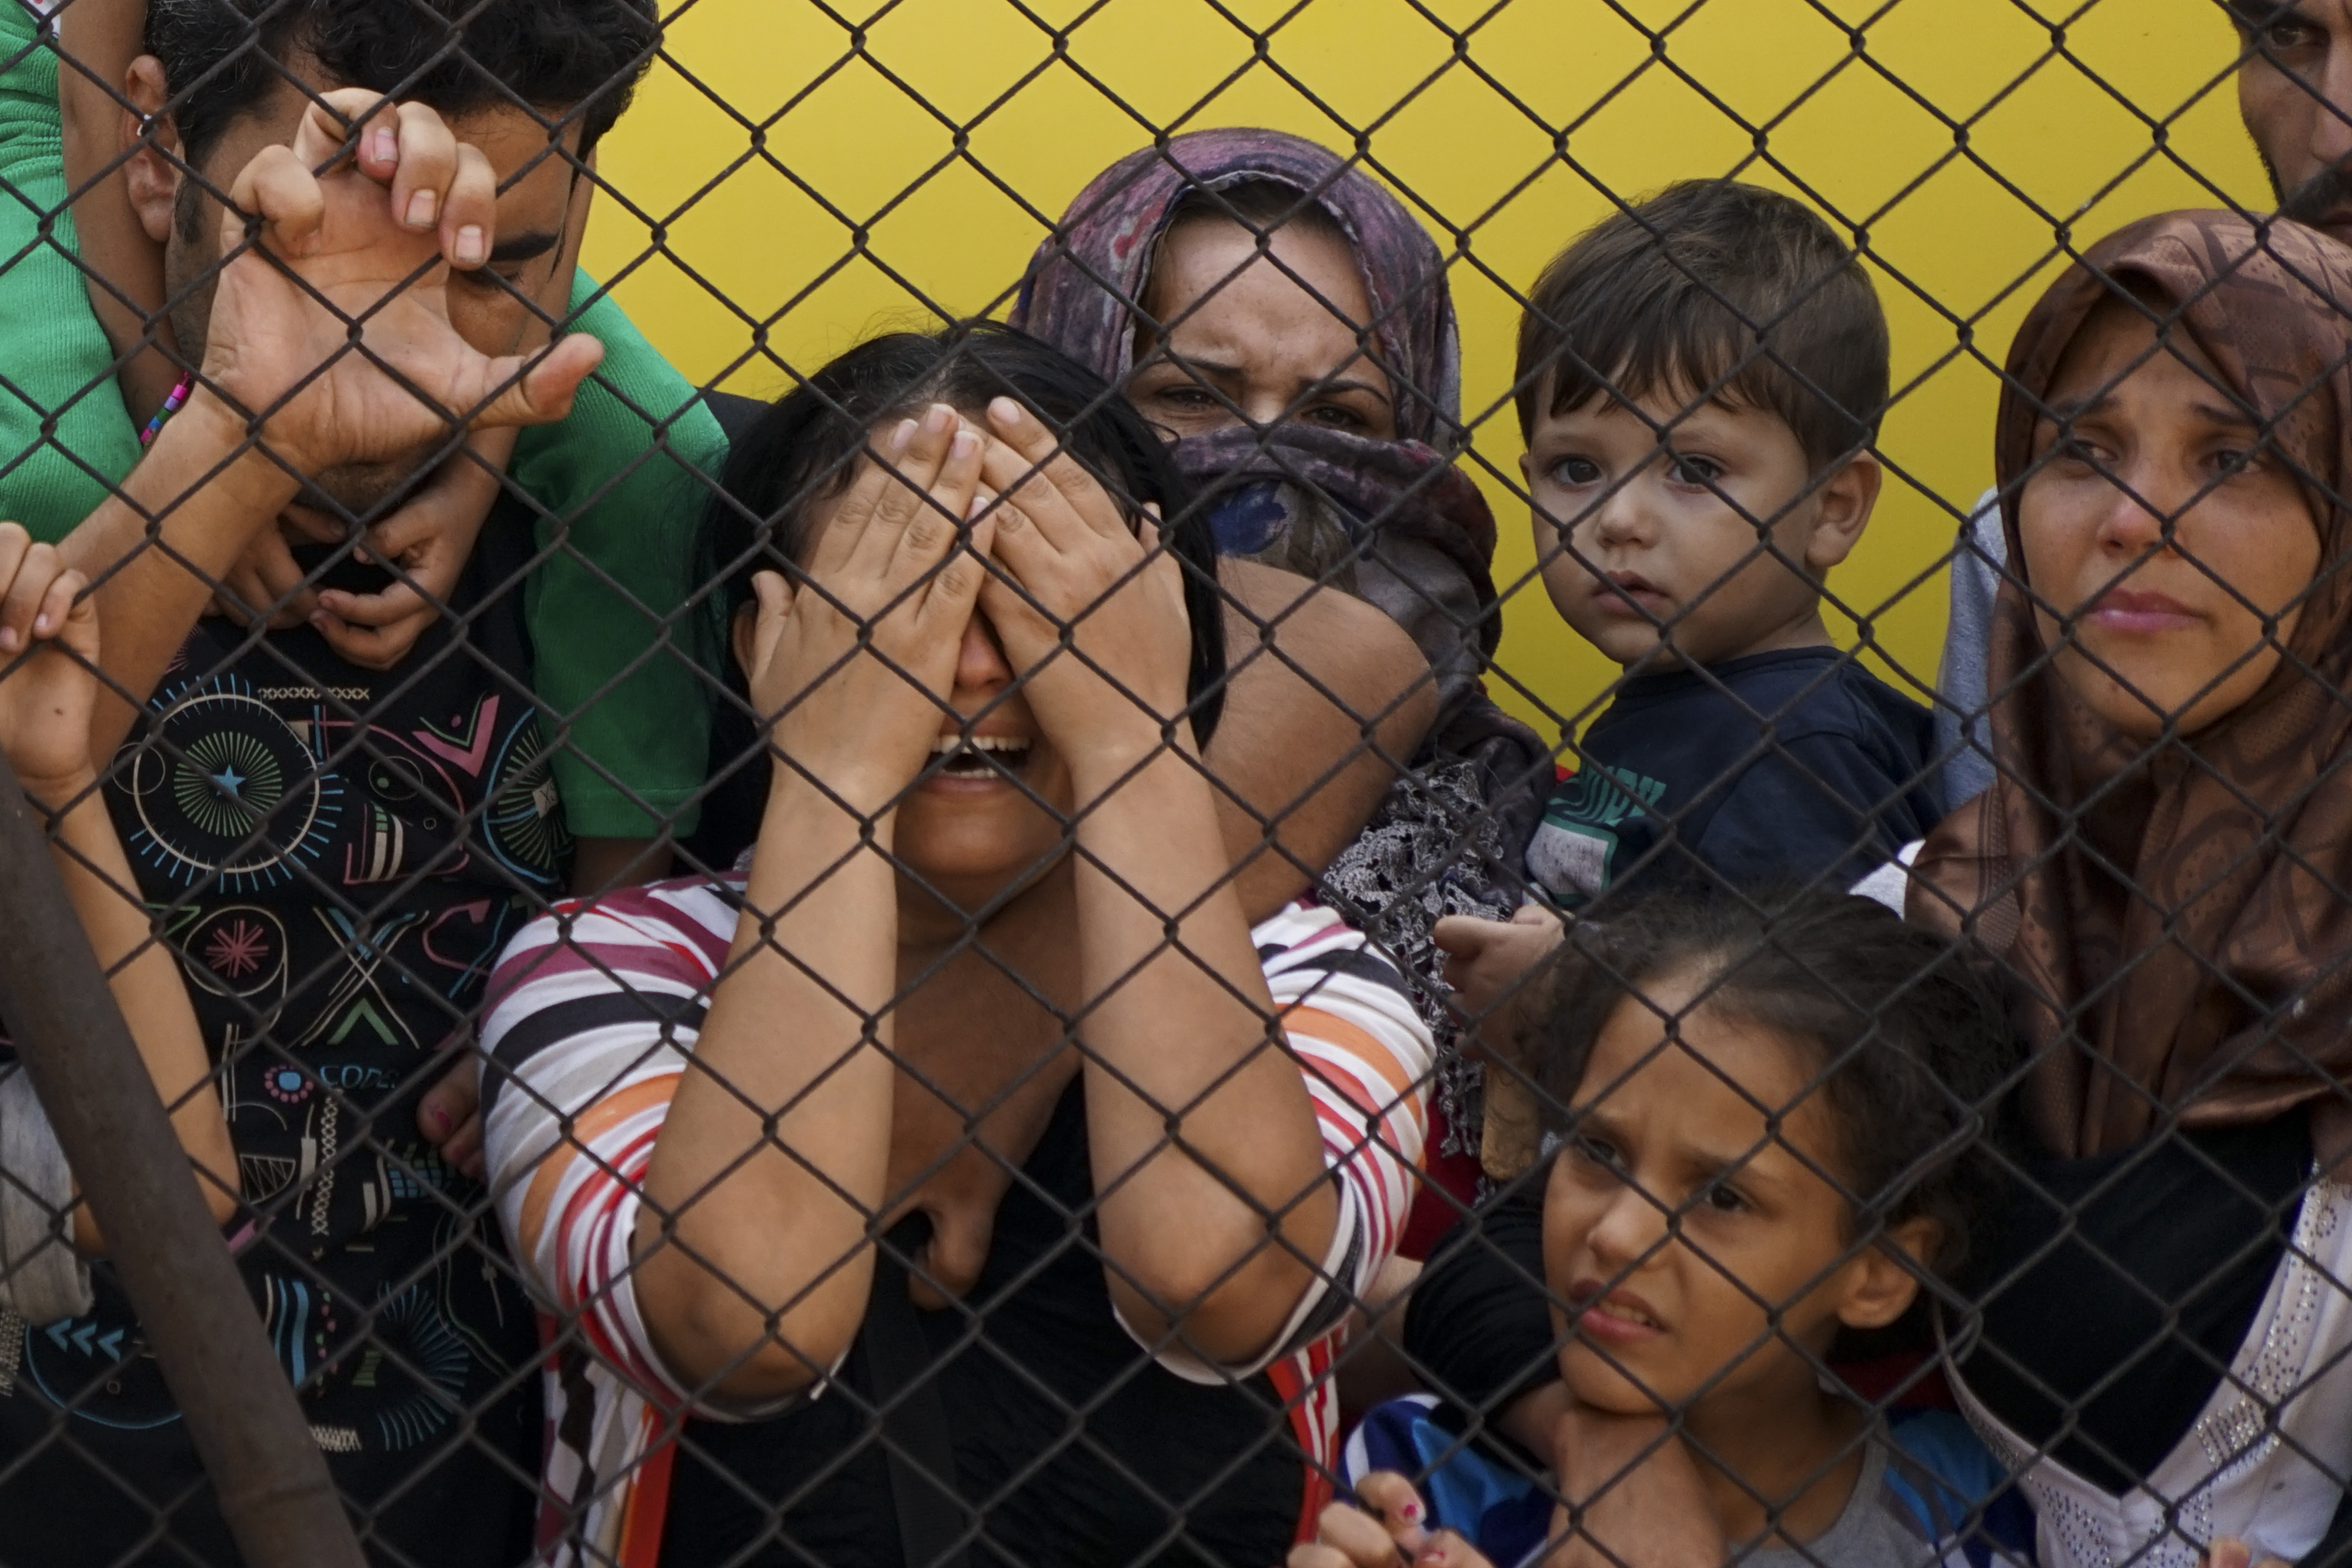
[1013,128,1548,1249]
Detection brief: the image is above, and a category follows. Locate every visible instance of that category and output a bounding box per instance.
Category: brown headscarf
[1912,210,2352,1159]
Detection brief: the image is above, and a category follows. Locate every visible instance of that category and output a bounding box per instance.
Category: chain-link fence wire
[0,1,2343,1565]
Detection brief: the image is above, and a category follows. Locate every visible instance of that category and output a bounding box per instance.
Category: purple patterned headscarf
[1009,127,1463,446]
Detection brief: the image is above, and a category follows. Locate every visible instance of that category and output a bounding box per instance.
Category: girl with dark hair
[479,323,1436,1567]
[1309,890,2025,1568]
[1015,126,1553,1252]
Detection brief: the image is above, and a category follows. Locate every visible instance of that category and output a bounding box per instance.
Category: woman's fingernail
[923,403,956,435]
[405,188,435,228]
[967,490,995,522]
[372,125,397,165]
[32,614,50,635]
[427,1105,451,1133]
[0,629,19,653]
[950,429,978,460]
[454,224,486,265]
[1398,1500,1423,1524]
[989,395,1023,426]
[887,419,917,456]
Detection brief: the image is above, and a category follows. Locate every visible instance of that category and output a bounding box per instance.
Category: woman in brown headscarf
[1912,210,2352,1568]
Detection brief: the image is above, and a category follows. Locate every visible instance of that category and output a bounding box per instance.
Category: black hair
[698,320,1227,754]
[146,0,659,169]
[1529,887,2018,1281]
[1161,178,1350,249]
[1515,180,1890,471]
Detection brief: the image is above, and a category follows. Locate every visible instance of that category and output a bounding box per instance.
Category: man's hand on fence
[0,524,101,806]
[199,89,601,479]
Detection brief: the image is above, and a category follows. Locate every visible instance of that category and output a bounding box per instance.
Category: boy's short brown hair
[1515,180,1890,472]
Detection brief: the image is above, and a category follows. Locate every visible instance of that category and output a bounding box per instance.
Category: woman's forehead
[1148,215,1375,328]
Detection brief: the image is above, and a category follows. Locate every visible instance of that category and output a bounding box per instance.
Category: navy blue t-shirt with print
[0,502,567,1568]
[1525,647,1943,906]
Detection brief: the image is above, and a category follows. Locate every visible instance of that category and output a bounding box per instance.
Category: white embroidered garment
[1953,1177,2352,1568]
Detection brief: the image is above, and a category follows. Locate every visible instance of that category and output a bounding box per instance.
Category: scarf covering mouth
[1008,126,1463,447]
[1912,209,2352,1159]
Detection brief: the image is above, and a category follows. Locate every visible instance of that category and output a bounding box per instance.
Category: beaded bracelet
[139,372,195,447]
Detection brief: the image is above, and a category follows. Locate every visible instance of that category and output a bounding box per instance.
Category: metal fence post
[0,751,365,1568]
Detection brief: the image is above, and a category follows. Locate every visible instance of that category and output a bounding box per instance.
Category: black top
[1958,1110,2311,1496]
[0,503,560,1567]
[660,1080,1309,1568]
[1401,1184,1559,1420]
[1525,647,1943,905]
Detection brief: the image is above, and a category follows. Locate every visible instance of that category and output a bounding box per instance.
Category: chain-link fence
[0,1,2344,1566]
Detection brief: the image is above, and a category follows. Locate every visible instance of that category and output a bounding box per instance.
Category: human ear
[119,57,179,246]
[1802,451,1882,573]
[1832,1214,1937,1332]
[729,600,761,678]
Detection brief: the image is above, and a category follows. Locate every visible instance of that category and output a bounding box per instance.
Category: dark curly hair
[148,0,660,169]
[1529,887,2020,1281]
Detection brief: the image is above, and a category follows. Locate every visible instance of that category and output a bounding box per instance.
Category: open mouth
[931,734,1034,780]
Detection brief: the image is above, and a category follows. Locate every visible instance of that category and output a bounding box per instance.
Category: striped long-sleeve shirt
[480,880,1434,1567]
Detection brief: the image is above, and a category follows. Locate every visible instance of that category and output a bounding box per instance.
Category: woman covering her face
[1913,212,2352,1568]
[479,323,1434,1568]
[1015,129,1549,1226]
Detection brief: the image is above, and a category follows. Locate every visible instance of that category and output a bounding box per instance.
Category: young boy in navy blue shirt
[1509,179,1942,912]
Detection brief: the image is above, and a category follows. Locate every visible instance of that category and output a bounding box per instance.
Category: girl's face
[1540,968,1925,1417]
[2019,300,2322,743]
[1126,215,1399,441]
[736,437,1078,910]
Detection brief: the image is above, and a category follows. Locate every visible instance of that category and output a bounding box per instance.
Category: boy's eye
[1668,454,1723,487]
[1549,456,1603,486]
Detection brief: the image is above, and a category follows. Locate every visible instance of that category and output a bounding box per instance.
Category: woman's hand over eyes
[744,404,994,813]
[974,396,1194,775]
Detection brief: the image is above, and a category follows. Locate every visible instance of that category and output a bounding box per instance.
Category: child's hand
[2203,1539,2289,1568]
[0,524,99,805]
[1433,904,1566,1052]
[1289,1472,1494,1567]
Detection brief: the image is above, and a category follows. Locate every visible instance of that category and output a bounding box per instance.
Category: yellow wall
[582,0,2268,740]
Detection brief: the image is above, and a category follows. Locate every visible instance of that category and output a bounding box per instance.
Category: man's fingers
[467,335,605,431]
[289,88,398,175]
[441,142,498,269]
[386,100,457,239]
[229,143,327,260]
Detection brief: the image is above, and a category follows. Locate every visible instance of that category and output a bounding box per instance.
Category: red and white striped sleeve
[1147,902,1435,1384]
[479,877,741,1406]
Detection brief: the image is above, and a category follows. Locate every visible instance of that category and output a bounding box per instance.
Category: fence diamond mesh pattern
[0,2,2341,1567]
